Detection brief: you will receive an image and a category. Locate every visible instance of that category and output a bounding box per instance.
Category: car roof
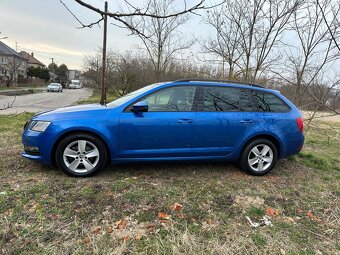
[166,79,278,93]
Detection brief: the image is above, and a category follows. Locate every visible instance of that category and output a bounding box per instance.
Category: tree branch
[0,96,16,111]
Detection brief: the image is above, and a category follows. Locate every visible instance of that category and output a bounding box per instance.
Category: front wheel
[55,133,107,177]
[239,139,277,176]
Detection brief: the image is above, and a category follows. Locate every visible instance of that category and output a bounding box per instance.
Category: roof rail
[175,78,264,88]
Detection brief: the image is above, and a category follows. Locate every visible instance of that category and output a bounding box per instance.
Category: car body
[69,80,82,89]
[47,83,63,92]
[21,80,304,177]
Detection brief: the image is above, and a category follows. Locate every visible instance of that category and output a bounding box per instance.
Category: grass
[0,114,339,254]
[297,122,340,172]
[77,89,118,104]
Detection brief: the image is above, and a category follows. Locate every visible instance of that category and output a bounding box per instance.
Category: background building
[0,41,27,84]
[19,51,45,68]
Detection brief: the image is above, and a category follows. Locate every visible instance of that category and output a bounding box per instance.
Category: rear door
[118,86,197,158]
[192,86,256,156]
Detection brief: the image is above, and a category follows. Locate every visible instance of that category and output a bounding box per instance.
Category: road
[0,88,92,115]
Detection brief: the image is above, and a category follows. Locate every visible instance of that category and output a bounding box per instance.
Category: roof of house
[0,41,23,58]
[19,51,45,67]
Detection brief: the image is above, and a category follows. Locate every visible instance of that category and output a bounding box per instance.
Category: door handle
[240,120,253,124]
[178,119,193,124]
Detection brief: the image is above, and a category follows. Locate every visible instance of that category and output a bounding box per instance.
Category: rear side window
[201,86,253,112]
[252,91,290,112]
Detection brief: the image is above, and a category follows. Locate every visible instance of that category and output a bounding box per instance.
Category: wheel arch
[240,134,281,158]
[51,129,111,165]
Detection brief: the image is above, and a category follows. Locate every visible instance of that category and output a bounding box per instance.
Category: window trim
[123,85,199,113]
[251,89,291,113]
[196,85,256,112]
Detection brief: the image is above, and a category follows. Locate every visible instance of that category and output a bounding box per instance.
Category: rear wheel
[56,133,107,177]
[239,139,277,176]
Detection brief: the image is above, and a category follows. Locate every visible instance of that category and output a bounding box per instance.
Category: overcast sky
[0,0,205,70]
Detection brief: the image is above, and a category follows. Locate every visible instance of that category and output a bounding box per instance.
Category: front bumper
[21,152,45,163]
[21,128,54,165]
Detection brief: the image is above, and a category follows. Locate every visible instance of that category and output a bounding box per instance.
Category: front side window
[144,86,196,112]
[201,86,253,112]
[252,91,290,112]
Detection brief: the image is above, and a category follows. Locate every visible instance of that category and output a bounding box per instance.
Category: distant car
[21,79,304,177]
[47,83,63,92]
[69,80,82,89]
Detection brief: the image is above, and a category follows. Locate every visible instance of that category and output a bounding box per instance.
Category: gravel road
[0,88,92,115]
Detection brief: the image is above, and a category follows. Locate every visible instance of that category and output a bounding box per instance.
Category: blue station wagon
[21,79,304,177]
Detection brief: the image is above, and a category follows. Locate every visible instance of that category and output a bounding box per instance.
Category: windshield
[107,83,163,108]
[49,84,59,87]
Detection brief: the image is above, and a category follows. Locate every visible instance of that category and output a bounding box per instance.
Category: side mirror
[131,101,148,112]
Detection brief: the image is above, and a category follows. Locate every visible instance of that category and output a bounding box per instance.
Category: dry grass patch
[0,114,339,255]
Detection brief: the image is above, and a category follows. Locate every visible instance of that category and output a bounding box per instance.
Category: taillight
[296,117,304,132]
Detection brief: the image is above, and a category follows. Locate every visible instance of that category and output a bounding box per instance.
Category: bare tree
[274,0,340,112]
[83,49,150,97]
[62,0,213,30]
[202,3,243,79]
[316,0,340,52]
[82,48,217,97]
[5,56,25,87]
[60,0,222,103]
[125,0,194,81]
[203,0,301,82]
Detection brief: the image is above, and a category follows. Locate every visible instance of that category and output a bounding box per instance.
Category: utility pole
[100,1,108,105]
[50,58,55,74]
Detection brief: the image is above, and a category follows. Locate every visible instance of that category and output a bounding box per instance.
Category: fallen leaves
[296,208,323,223]
[145,223,156,230]
[82,235,91,244]
[171,203,183,211]
[265,207,280,216]
[115,220,127,230]
[106,226,114,234]
[158,212,171,220]
[306,211,323,223]
[91,226,101,234]
[282,216,295,224]
[135,234,142,240]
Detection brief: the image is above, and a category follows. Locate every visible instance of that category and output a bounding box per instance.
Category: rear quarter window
[201,86,253,112]
[252,91,290,112]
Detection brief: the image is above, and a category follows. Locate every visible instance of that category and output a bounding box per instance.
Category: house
[0,41,27,83]
[19,51,45,68]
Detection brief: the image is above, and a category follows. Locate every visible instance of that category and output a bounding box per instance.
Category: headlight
[30,121,51,132]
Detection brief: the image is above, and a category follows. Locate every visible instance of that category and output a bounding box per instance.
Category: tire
[55,133,107,177]
[239,138,277,176]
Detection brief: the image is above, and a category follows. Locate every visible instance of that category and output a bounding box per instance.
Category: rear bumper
[280,134,305,158]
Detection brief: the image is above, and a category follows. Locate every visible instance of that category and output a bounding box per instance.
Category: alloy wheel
[63,140,100,173]
[247,144,273,172]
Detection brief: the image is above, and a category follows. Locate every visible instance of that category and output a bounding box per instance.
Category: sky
[0,0,206,70]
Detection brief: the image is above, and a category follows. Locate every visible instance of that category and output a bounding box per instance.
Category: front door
[118,86,197,158]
